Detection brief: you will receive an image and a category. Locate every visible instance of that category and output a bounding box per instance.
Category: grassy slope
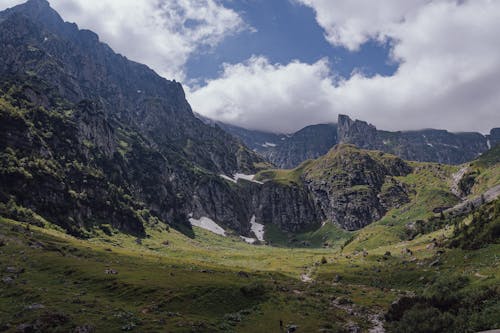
[1,146,499,332]
[0,218,360,332]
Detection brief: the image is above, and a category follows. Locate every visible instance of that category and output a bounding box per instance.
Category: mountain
[257,145,414,231]
[337,114,494,164]
[213,115,498,169]
[0,0,269,236]
[487,127,500,147]
[203,119,286,154]
[213,121,338,169]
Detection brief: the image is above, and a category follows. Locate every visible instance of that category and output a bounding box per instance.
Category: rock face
[302,145,412,230]
[263,124,338,169]
[0,0,277,236]
[487,128,500,148]
[251,182,323,232]
[215,121,338,169]
[337,115,491,165]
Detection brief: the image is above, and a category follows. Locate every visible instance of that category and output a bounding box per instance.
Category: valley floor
[1,214,498,333]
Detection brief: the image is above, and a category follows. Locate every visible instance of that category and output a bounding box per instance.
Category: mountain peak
[1,0,67,34]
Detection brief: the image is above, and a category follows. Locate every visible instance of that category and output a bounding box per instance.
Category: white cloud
[1,0,246,80]
[295,0,428,51]
[190,0,500,133]
[187,56,338,133]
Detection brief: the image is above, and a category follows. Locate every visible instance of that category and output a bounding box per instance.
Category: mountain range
[208,115,499,169]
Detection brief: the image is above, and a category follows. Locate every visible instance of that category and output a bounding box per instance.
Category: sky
[2,0,500,134]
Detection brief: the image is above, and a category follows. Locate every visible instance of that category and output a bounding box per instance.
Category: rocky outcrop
[337,115,490,165]
[251,182,323,232]
[302,145,412,230]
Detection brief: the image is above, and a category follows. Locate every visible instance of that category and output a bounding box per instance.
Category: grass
[0,217,356,332]
[255,160,314,186]
[1,190,499,332]
[0,145,498,332]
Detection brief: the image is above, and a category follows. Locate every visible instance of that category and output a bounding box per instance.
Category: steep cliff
[256,145,413,231]
[302,145,412,230]
[0,0,271,236]
[337,114,490,164]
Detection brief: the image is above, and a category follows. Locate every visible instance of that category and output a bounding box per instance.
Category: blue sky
[186,0,398,83]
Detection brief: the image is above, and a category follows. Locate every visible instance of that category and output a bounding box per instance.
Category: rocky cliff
[337,115,491,164]
[255,145,413,231]
[302,145,413,230]
[0,0,281,237]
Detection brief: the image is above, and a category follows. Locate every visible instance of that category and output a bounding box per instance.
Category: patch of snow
[240,236,256,244]
[137,90,142,93]
[43,37,48,42]
[281,137,286,141]
[220,174,263,185]
[250,215,264,241]
[219,174,237,183]
[440,143,459,149]
[382,140,390,145]
[189,216,226,236]
[262,142,277,148]
[234,173,263,184]
[422,134,435,148]
[487,139,491,149]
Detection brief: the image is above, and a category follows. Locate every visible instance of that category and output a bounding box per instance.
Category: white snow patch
[281,137,286,141]
[137,90,142,93]
[262,142,277,148]
[487,139,491,149]
[382,140,390,145]
[43,37,48,42]
[250,215,264,241]
[189,216,226,236]
[427,143,434,147]
[219,174,263,185]
[240,236,256,244]
[219,174,237,183]
[234,173,263,184]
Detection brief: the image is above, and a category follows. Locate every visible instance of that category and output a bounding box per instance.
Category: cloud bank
[187,57,338,133]
[190,0,500,133]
